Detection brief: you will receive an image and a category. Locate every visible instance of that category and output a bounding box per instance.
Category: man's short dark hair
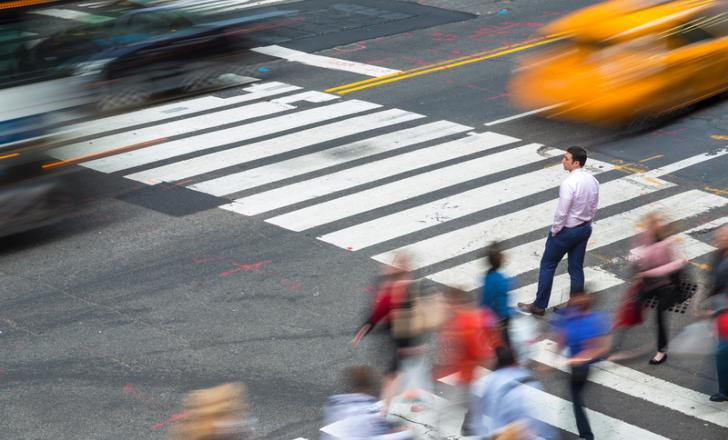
[567,146,587,167]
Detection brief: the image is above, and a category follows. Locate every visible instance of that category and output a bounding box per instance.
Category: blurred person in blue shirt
[481,242,515,345]
[321,365,412,440]
[551,291,611,440]
[469,345,555,439]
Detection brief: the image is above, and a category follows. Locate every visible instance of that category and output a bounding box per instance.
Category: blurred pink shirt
[552,168,599,235]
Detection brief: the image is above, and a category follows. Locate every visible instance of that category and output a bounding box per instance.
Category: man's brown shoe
[517,302,545,316]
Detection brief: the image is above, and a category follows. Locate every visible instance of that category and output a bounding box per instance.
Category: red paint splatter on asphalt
[280,278,303,291]
[150,410,189,430]
[219,259,273,278]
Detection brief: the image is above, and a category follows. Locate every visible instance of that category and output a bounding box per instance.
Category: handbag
[614,280,645,328]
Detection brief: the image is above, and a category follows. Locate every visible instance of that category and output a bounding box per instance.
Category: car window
[671,22,716,45]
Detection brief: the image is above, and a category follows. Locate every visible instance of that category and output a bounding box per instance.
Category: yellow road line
[704,186,728,197]
[0,152,19,160]
[638,154,663,163]
[326,34,566,95]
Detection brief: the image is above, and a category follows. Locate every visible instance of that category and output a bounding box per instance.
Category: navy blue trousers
[534,224,592,309]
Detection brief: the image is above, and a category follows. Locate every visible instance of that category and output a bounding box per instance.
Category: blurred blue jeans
[534,224,592,309]
[717,338,728,396]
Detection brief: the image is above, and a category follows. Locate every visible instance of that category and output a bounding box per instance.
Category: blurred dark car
[26,4,294,112]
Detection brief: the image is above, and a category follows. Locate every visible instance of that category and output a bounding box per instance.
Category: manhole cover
[643,282,700,314]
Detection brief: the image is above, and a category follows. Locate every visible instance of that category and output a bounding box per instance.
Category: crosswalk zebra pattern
[50,80,728,437]
[52,79,728,291]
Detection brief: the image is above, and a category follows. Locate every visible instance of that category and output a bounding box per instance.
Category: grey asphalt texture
[1,0,727,439]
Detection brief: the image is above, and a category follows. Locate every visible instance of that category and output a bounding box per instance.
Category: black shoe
[649,352,667,365]
[517,302,545,316]
[710,393,728,402]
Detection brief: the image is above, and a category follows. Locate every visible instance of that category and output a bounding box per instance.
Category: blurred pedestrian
[630,212,687,365]
[551,291,611,440]
[470,346,555,439]
[481,242,515,345]
[352,254,437,412]
[519,146,599,316]
[169,382,256,440]
[436,287,501,436]
[320,365,412,440]
[705,224,728,402]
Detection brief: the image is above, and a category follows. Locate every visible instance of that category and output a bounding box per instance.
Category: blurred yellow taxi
[509,0,728,126]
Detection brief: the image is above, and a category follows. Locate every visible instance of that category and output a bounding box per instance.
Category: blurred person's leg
[654,304,669,361]
[570,365,594,440]
[567,225,592,295]
[713,339,728,401]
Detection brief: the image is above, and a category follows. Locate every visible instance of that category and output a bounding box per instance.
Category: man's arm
[551,180,574,236]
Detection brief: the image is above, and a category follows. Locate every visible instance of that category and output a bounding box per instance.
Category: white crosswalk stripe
[126,107,419,183]
[46,81,728,438]
[189,120,471,196]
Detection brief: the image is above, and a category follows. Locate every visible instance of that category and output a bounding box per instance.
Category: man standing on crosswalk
[518,146,599,316]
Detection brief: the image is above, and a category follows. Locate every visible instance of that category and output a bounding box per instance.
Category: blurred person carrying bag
[391,279,446,339]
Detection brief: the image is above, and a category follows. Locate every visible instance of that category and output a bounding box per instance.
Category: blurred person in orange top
[435,287,502,435]
[168,382,256,440]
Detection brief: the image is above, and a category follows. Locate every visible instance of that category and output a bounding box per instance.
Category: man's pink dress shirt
[551,168,599,235]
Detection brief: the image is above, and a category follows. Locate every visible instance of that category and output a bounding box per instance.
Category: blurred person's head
[484,241,505,271]
[494,345,519,369]
[171,382,249,440]
[340,365,379,396]
[563,146,587,171]
[715,224,728,253]
[641,211,672,242]
[382,252,411,279]
[567,290,595,313]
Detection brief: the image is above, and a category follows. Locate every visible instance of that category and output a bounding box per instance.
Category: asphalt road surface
[1,0,727,439]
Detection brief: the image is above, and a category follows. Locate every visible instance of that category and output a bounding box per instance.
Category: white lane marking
[684,215,728,234]
[125,108,416,183]
[319,148,606,250]
[53,100,297,161]
[53,82,300,148]
[439,368,670,440]
[641,146,728,178]
[221,131,511,217]
[373,150,728,270]
[190,120,470,196]
[252,45,402,77]
[196,0,296,13]
[428,189,728,291]
[31,8,113,23]
[533,339,728,428]
[84,100,378,174]
[265,133,522,231]
[483,104,563,126]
